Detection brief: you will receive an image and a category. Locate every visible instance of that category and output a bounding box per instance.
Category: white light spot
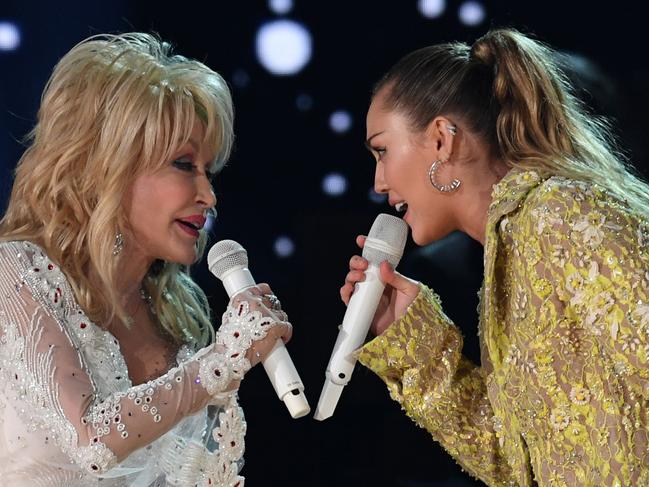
[296,93,313,111]
[274,236,295,258]
[256,20,312,76]
[368,188,387,204]
[0,21,21,51]
[458,1,486,26]
[418,0,446,19]
[268,0,293,15]
[322,172,348,197]
[329,110,352,133]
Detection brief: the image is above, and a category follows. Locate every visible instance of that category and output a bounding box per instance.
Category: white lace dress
[0,241,269,486]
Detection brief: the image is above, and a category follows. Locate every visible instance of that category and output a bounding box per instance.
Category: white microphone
[207,240,310,419]
[314,213,408,421]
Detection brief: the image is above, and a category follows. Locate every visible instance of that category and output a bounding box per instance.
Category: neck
[453,151,509,245]
[87,244,153,308]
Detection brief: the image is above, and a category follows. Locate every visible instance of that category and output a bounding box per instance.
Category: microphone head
[362,213,408,267]
[207,240,249,280]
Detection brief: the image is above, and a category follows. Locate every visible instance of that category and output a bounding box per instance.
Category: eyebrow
[187,138,200,154]
[364,131,385,151]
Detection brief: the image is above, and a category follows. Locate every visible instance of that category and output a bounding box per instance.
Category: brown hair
[374,28,649,209]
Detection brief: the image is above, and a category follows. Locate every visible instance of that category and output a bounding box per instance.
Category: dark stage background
[1,1,648,486]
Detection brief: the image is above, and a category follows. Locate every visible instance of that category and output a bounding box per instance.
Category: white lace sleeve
[0,241,276,484]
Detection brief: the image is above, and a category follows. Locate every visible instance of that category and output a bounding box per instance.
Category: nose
[374,161,388,194]
[197,174,217,209]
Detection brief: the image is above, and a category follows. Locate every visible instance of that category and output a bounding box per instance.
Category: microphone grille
[362,213,408,267]
[207,240,249,279]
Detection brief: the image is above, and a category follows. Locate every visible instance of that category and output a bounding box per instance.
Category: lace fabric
[359,170,649,486]
[0,240,271,486]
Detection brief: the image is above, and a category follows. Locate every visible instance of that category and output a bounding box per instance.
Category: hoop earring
[428,159,461,193]
[113,233,124,256]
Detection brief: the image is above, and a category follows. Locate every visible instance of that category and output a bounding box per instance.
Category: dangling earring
[113,233,124,256]
[428,123,461,193]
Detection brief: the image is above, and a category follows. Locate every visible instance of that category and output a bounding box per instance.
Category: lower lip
[176,221,199,238]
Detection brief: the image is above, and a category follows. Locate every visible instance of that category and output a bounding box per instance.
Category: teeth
[395,202,407,213]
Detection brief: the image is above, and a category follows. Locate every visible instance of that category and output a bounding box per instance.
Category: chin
[410,226,431,246]
[411,225,452,246]
[165,247,199,266]
[412,233,434,246]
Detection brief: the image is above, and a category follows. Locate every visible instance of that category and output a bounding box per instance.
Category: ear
[424,116,457,161]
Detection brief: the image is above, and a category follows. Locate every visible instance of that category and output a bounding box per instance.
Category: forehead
[366,92,410,138]
[181,120,213,160]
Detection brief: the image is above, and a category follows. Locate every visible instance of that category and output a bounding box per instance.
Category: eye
[372,147,386,160]
[173,159,195,172]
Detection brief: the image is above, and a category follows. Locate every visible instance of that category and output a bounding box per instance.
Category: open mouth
[395,202,408,213]
[176,219,202,237]
[177,220,201,231]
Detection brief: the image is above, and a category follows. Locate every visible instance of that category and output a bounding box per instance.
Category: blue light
[458,1,486,26]
[418,0,446,19]
[274,236,295,258]
[0,21,21,52]
[322,172,348,197]
[268,0,293,15]
[368,187,387,204]
[256,20,312,76]
[329,110,352,134]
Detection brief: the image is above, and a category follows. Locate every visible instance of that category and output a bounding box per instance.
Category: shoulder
[0,240,77,314]
[523,176,638,231]
[516,176,649,258]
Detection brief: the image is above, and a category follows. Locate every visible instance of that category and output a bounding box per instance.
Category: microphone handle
[220,266,310,418]
[326,262,385,385]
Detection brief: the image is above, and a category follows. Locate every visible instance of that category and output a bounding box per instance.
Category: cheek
[127,179,158,223]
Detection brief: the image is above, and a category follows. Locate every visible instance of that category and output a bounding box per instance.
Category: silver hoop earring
[113,233,124,256]
[428,159,461,193]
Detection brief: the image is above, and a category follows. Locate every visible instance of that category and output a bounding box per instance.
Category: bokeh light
[256,19,312,75]
[0,21,21,51]
[458,1,486,26]
[322,172,349,197]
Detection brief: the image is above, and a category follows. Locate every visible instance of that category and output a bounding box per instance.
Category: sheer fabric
[359,169,649,486]
[0,240,274,486]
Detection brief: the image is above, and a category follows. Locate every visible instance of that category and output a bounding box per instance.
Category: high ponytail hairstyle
[374,28,649,211]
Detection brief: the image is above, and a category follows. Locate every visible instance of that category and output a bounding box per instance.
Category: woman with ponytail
[342,28,649,486]
[0,33,292,486]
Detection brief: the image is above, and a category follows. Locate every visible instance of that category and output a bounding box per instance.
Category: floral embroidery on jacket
[359,169,649,486]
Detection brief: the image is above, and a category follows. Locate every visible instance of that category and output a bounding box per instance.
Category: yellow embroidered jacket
[358,169,649,486]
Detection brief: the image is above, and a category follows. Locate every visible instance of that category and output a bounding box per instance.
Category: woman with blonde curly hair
[342,29,649,486]
[0,33,291,486]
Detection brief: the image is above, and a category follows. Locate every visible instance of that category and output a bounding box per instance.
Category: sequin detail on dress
[0,241,249,486]
[358,170,649,486]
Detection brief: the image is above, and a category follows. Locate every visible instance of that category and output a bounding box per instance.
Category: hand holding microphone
[208,240,310,419]
[314,213,413,421]
[341,235,420,336]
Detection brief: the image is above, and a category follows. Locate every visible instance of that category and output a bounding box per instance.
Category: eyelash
[173,160,216,179]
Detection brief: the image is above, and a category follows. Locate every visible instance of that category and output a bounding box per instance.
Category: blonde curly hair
[0,32,235,348]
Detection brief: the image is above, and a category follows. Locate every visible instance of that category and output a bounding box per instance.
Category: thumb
[379,261,419,297]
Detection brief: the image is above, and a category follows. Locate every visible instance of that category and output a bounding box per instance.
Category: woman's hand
[230,284,292,367]
[340,235,420,336]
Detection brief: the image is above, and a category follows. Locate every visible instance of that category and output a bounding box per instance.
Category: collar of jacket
[480,167,548,370]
